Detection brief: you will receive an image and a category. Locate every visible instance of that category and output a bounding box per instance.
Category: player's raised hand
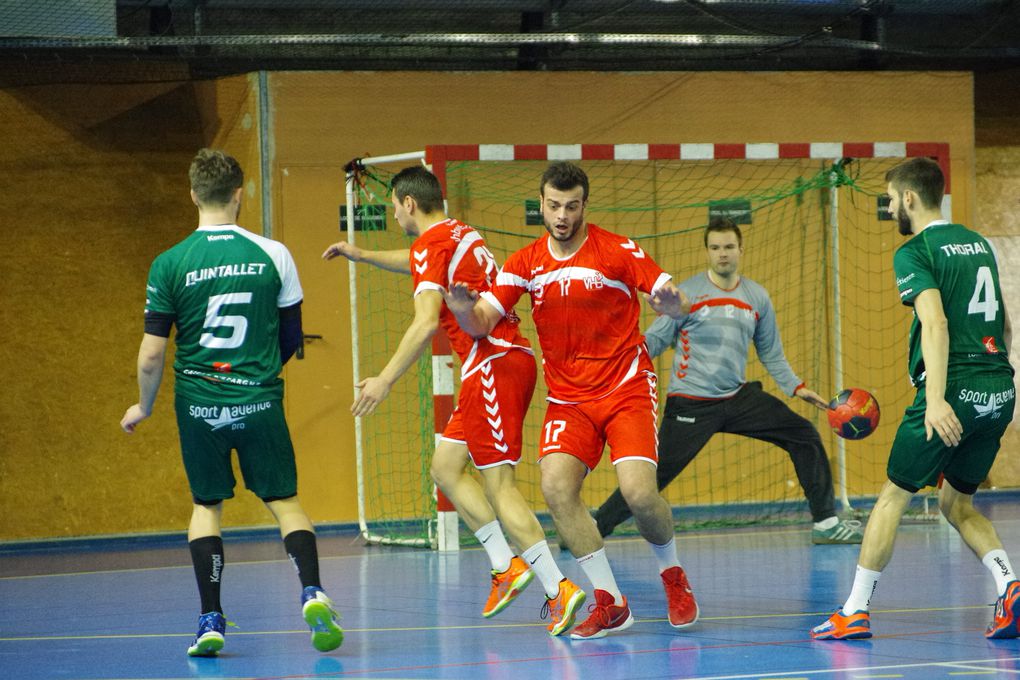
[645,282,691,319]
[352,376,392,417]
[322,240,362,262]
[443,281,480,315]
[925,397,962,447]
[795,386,829,411]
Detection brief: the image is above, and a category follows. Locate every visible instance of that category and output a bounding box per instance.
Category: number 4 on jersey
[968,266,998,322]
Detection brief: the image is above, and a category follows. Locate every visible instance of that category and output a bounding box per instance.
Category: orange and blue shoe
[482,556,534,618]
[541,578,586,636]
[986,580,1020,639]
[810,609,872,640]
[569,589,635,640]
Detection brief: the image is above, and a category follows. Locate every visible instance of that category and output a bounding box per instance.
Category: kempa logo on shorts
[959,387,1016,420]
[188,402,273,431]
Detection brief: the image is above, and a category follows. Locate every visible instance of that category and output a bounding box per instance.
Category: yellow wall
[0,70,984,540]
[975,67,1020,488]
[272,70,977,521]
[0,75,272,540]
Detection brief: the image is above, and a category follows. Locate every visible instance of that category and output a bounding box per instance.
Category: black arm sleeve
[144,311,175,338]
[279,302,303,364]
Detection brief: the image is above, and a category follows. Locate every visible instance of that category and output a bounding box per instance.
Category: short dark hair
[391,166,444,213]
[189,148,243,206]
[885,157,944,210]
[704,216,742,247]
[540,161,589,202]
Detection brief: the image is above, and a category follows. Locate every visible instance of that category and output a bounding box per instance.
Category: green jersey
[893,221,1012,387]
[144,224,303,404]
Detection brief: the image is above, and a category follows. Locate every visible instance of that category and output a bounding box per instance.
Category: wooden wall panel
[4,69,1004,541]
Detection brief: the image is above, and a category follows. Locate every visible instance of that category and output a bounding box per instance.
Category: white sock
[474,520,513,573]
[841,565,881,614]
[814,516,839,531]
[576,547,623,602]
[982,549,1017,596]
[522,541,566,598]
[649,536,681,573]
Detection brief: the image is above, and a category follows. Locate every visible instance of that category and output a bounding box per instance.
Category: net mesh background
[350,155,919,544]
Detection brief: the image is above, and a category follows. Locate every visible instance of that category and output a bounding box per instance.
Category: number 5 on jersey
[201,292,252,349]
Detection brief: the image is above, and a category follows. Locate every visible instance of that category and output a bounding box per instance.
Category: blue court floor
[2,497,1019,679]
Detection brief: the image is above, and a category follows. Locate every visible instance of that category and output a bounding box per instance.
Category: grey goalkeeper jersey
[644,272,803,399]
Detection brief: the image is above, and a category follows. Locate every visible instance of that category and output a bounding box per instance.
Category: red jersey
[410,218,531,378]
[482,223,672,403]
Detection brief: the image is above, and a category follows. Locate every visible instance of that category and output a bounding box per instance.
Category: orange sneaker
[569,589,634,640]
[810,609,872,640]
[661,566,699,629]
[986,580,1020,639]
[481,556,534,618]
[541,578,586,636]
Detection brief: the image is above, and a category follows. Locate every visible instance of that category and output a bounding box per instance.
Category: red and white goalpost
[347,141,952,549]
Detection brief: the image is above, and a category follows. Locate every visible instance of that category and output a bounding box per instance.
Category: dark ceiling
[1,0,1018,85]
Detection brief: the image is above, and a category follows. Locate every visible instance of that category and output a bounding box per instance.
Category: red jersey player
[323,166,585,635]
[445,161,700,639]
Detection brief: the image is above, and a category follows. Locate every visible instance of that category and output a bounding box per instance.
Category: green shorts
[887,377,1016,494]
[174,395,298,503]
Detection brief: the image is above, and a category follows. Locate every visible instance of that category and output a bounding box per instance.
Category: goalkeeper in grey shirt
[591,217,863,545]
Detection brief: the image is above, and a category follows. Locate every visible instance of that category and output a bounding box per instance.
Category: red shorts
[442,349,537,468]
[539,370,659,471]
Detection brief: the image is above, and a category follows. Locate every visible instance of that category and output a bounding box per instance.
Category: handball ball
[827,388,880,440]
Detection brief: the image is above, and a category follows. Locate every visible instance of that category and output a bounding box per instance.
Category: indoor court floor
[3,496,1019,679]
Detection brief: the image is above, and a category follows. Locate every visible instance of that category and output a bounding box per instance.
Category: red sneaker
[661,566,699,628]
[811,609,872,640]
[569,589,634,640]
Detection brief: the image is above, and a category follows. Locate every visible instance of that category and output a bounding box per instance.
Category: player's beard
[544,215,584,243]
[896,204,913,236]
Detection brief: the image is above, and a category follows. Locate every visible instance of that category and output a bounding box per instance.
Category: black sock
[283,530,321,589]
[189,536,224,614]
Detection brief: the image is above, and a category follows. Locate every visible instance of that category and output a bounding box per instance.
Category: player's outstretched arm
[795,386,830,411]
[914,289,962,447]
[121,333,169,433]
[322,240,411,274]
[352,290,441,417]
[443,281,501,338]
[645,281,691,319]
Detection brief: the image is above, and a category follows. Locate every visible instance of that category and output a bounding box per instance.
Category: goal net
[346,142,951,546]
